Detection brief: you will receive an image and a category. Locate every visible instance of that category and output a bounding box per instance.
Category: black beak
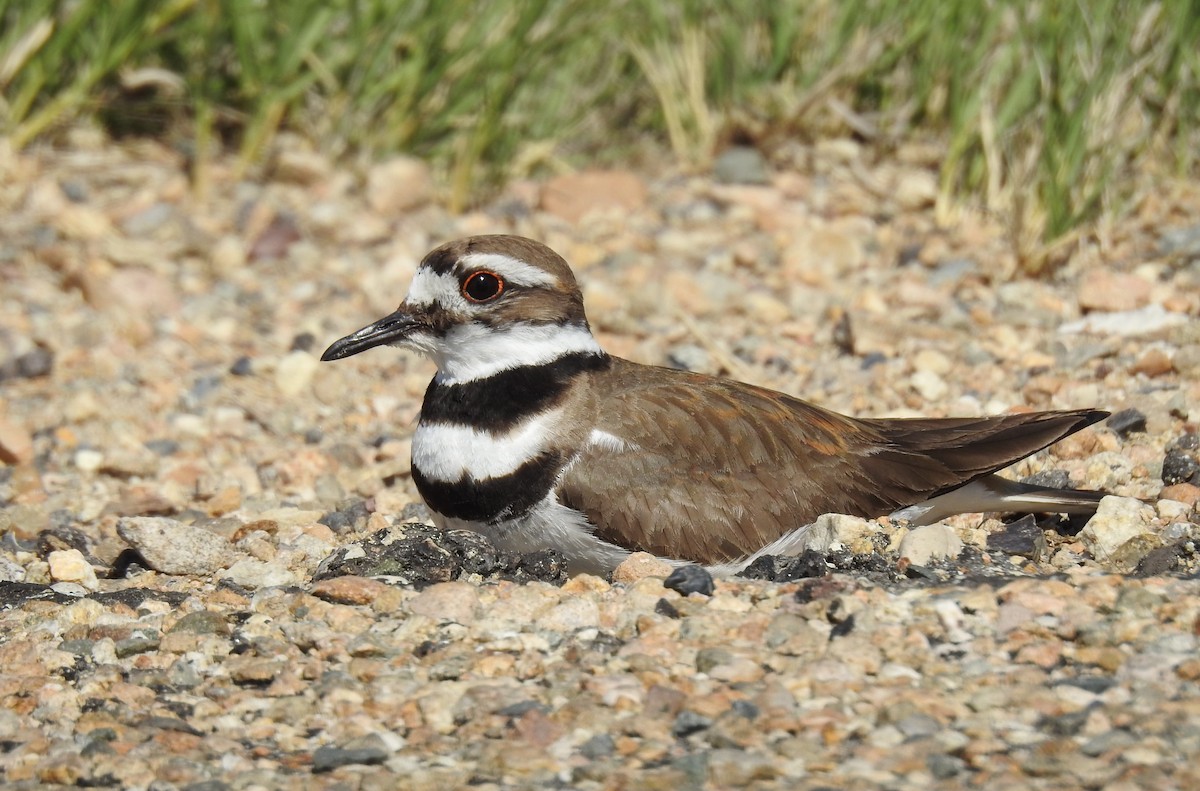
[320,309,421,361]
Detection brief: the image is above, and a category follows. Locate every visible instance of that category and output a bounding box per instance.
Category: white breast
[412,411,561,483]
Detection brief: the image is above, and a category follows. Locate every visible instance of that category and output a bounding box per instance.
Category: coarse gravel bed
[1,135,1199,789]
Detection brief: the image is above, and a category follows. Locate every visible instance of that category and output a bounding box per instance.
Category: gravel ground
[1,132,1199,789]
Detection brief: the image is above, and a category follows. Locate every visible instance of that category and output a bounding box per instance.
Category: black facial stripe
[423,248,459,276]
[413,451,565,523]
[421,352,611,433]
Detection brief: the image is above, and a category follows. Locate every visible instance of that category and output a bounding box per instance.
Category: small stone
[1173,344,1200,377]
[1059,304,1187,337]
[210,234,246,275]
[168,610,230,635]
[986,515,1047,561]
[366,156,433,215]
[537,596,600,632]
[665,343,711,372]
[106,267,180,315]
[912,348,952,375]
[1079,496,1158,564]
[540,170,648,224]
[1159,483,1200,506]
[407,581,480,624]
[1078,271,1152,313]
[578,733,615,759]
[1162,450,1199,486]
[707,748,777,786]
[739,551,828,582]
[911,369,948,402]
[312,738,390,772]
[1158,223,1200,256]
[927,753,968,779]
[274,148,332,185]
[274,350,320,398]
[672,710,713,737]
[893,169,938,210]
[663,564,715,596]
[1135,544,1184,576]
[310,575,397,605]
[220,558,299,589]
[712,146,770,185]
[782,226,865,283]
[16,347,54,378]
[248,213,302,261]
[612,552,674,583]
[47,549,99,591]
[117,516,237,575]
[74,449,104,472]
[1156,499,1191,522]
[120,203,173,236]
[114,631,160,657]
[898,525,963,565]
[1107,408,1148,437]
[0,556,25,582]
[0,417,34,464]
[1022,469,1072,490]
[1131,347,1174,377]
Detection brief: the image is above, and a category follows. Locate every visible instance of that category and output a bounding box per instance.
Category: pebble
[1077,271,1152,312]
[73,448,104,472]
[1079,496,1158,564]
[612,552,674,583]
[1106,408,1148,437]
[910,369,949,402]
[540,169,648,224]
[46,549,99,591]
[1130,347,1174,377]
[366,156,434,215]
[1058,304,1188,336]
[310,575,398,606]
[407,581,481,624]
[898,525,964,565]
[986,515,1047,561]
[274,350,320,397]
[220,558,300,589]
[0,417,34,464]
[893,169,938,210]
[274,148,332,185]
[663,565,714,596]
[116,516,238,575]
[1162,449,1199,486]
[712,146,770,185]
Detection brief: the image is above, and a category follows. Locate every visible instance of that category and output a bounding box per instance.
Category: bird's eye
[462,271,504,302]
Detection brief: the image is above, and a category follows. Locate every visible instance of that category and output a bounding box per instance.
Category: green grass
[2,0,1197,266]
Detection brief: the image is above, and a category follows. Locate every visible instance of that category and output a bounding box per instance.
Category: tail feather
[893,474,1107,525]
[868,409,1110,487]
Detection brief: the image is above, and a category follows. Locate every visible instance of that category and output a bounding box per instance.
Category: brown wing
[557,358,1106,564]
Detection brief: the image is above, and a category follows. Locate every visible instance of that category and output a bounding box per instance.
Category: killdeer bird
[322,235,1109,575]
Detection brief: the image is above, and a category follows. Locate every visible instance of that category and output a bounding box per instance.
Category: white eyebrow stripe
[459,252,560,288]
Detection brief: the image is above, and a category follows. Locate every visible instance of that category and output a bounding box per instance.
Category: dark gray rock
[312,522,567,587]
[1107,408,1147,437]
[713,146,770,185]
[664,564,714,596]
[987,514,1047,561]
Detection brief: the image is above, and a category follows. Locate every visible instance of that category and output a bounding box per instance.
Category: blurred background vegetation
[1,0,1197,264]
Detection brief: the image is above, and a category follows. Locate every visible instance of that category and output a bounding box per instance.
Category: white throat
[430,322,604,384]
